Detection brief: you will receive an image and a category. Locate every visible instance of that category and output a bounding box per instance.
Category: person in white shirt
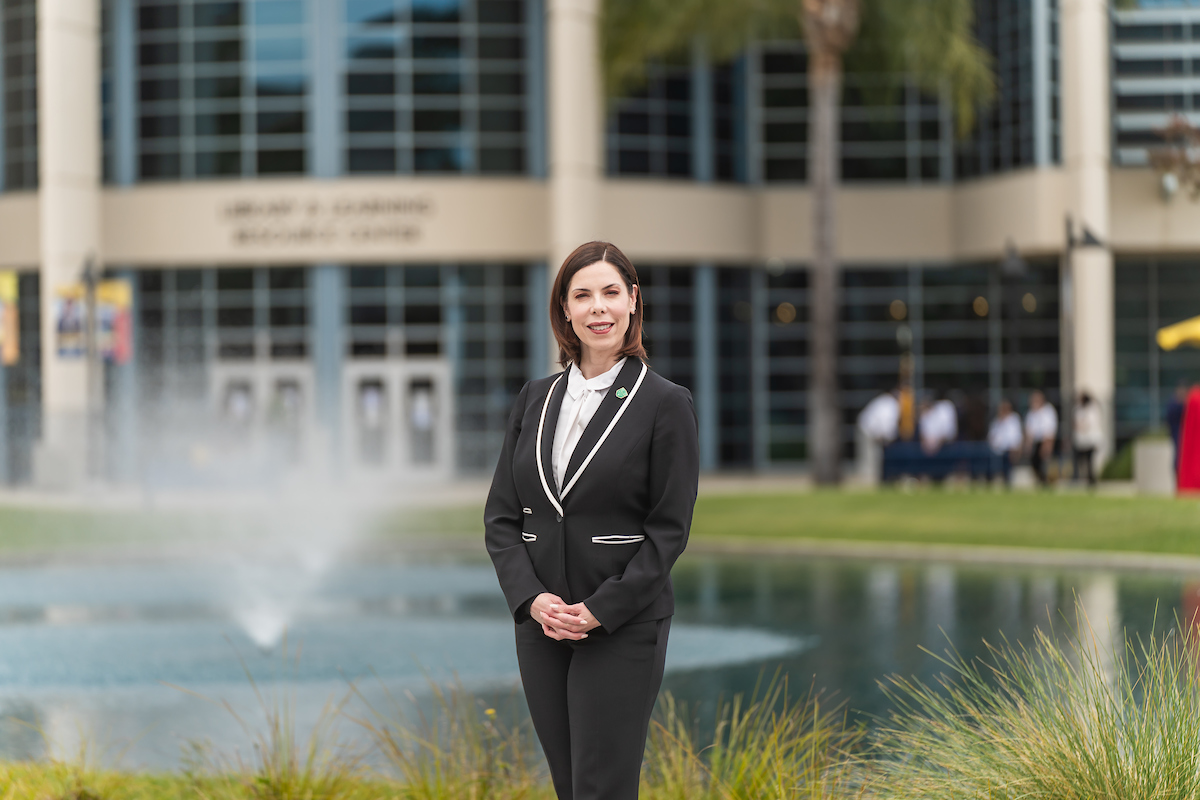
[1024,390,1058,485]
[988,398,1024,469]
[919,392,958,455]
[858,389,900,445]
[1073,391,1103,486]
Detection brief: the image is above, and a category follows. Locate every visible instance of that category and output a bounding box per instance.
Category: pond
[0,546,1193,769]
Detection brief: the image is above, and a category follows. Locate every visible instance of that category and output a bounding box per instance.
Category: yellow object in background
[1157,315,1200,351]
[0,271,19,366]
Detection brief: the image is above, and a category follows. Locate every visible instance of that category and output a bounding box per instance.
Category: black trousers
[1074,447,1096,486]
[515,616,671,800]
[1031,445,1050,485]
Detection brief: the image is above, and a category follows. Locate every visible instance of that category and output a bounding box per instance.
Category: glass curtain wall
[1114,259,1200,447]
[606,56,741,181]
[957,0,1059,177]
[136,265,311,407]
[1,0,37,190]
[134,0,311,180]
[606,63,693,178]
[757,45,951,183]
[639,266,696,388]
[119,0,536,182]
[344,262,531,471]
[343,0,531,174]
[1112,5,1200,165]
[839,263,1059,459]
[4,274,41,484]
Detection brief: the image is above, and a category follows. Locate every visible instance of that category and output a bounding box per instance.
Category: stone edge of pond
[689,537,1200,577]
[5,534,1200,579]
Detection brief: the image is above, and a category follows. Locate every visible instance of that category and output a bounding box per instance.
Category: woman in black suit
[485,241,700,800]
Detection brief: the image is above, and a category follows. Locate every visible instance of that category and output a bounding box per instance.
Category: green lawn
[689,490,1200,555]
[1,490,1199,558]
[383,490,1200,557]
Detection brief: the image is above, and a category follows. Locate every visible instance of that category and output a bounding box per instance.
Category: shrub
[872,617,1200,800]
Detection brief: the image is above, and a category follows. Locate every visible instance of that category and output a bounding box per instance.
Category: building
[0,0,1196,487]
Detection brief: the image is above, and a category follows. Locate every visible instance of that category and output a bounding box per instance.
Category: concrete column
[34,0,102,488]
[1061,0,1114,463]
[111,0,136,185]
[525,0,547,179]
[546,0,602,371]
[1032,0,1052,167]
[311,264,344,470]
[310,0,342,178]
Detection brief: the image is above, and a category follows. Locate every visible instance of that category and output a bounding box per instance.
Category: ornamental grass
[13,617,1200,799]
[871,613,1200,800]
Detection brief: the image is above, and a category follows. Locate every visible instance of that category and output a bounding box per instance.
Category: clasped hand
[531,593,600,640]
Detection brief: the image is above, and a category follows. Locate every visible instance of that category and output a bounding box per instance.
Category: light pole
[1060,214,1105,480]
[81,256,104,482]
[1001,239,1028,405]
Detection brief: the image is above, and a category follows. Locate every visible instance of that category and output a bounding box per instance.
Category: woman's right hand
[530,593,589,641]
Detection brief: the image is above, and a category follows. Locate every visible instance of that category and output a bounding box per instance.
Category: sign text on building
[222,195,435,247]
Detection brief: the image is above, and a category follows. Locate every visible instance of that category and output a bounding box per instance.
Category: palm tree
[602,0,994,484]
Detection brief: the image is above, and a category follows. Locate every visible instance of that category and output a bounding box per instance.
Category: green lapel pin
[616,387,628,399]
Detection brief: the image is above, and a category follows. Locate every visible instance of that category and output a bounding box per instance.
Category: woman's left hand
[542,602,601,637]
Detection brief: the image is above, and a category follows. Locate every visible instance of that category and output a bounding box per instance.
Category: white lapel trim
[536,374,565,517]
[560,362,648,501]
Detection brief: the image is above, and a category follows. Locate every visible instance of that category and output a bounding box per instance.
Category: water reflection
[665,555,1187,723]
[0,551,1192,767]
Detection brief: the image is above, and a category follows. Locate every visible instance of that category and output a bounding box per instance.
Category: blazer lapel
[562,359,645,493]
[538,372,569,504]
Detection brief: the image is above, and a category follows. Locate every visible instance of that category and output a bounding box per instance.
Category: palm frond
[602,0,995,136]
[601,0,796,99]
[852,0,995,137]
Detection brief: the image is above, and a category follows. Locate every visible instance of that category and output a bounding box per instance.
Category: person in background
[988,398,1024,479]
[1073,391,1103,487]
[919,390,958,455]
[858,388,900,446]
[1025,390,1058,486]
[1167,382,1189,473]
[858,388,900,484]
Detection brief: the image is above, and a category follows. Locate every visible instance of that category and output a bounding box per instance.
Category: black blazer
[485,358,699,634]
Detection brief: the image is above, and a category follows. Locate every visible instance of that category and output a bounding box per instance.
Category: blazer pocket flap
[522,532,537,542]
[591,534,645,545]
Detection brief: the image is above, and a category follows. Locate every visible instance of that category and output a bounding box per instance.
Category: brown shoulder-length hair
[550,241,647,369]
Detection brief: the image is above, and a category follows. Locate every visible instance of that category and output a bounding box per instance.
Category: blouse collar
[566,357,627,400]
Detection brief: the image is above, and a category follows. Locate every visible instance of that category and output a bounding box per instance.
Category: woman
[1073,391,1102,487]
[484,241,699,800]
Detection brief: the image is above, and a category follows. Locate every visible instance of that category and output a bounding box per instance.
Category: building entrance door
[342,359,453,482]
[208,361,315,472]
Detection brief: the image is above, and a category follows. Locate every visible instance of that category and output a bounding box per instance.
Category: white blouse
[553,358,626,492]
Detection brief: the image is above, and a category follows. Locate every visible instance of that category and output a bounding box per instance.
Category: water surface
[0,548,1191,768]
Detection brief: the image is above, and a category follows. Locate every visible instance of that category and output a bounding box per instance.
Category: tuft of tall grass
[643,674,865,800]
[351,680,551,800]
[873,617,1200,800]
[172,640,369,800]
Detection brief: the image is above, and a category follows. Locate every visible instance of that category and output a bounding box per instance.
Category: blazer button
[556,513,563,522]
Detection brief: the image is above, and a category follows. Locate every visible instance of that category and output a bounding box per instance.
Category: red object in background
[1178,387,1200,494]
[111,308,132,365]
[1184,583,1200,630]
